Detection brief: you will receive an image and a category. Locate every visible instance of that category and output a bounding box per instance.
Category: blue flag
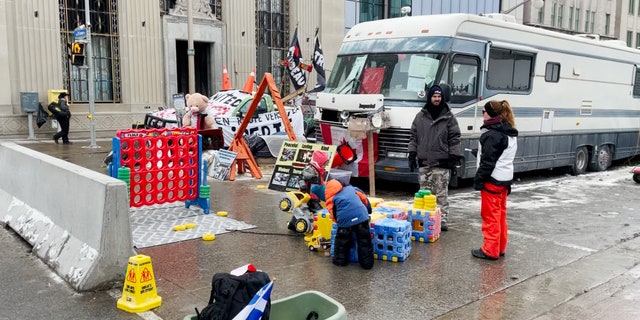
[232,281,274,320]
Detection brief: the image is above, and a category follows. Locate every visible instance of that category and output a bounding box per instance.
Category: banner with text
[268,141,336,192]
[214,107,305,146]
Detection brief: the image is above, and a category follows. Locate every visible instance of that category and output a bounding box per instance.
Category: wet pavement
[3,137,640,319]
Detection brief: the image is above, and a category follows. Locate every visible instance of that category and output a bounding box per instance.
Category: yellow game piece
[185,222,197,229]
[257,185,266,189]
[173,224,186,231]
[217,211,228,217]
[202,233,216,241]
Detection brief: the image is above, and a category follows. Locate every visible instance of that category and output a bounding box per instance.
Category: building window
[568,7,573,30]
[256,0,289,92]
[551,3,556,27]
[584,10,590,32]
[545,62,560,82]
[59,0,120,103]
[537,6,544,24]
[590,11,595,33]
[605,14,610,35]
[388,0,411,18]
[636,33,640,48]
[557,5,563,28]
[631,0,636,15]
[627,31,633,47]
[359,0,384,22]
[575,9,580,30]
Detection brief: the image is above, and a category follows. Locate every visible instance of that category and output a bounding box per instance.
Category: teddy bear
[182,92,215,129]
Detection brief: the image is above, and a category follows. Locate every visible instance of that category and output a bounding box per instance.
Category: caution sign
[117,255,162,313]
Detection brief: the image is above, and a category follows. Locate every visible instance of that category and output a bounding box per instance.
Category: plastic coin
[217,211,228,217]
[173,224,186,231]
[202,233,216,241]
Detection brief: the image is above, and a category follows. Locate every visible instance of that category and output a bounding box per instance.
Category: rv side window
[487,48,534,91]
[633,69,640,98]
[442,55,479,104]
[545,62,561,82]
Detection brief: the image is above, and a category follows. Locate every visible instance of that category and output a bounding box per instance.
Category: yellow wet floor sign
[117,254,162,313]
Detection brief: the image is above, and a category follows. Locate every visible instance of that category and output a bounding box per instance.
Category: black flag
[286,27,306,90]
[311,28,326,92]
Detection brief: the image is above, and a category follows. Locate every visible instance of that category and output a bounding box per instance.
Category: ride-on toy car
[279,191,325,234]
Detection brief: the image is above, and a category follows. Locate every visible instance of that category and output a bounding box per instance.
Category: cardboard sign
[268,141,336,192]
[213,107,305,146]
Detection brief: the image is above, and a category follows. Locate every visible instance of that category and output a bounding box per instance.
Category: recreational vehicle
[314,13,640,184]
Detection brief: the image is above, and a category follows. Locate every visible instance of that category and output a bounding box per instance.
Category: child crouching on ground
[311,179,374,270]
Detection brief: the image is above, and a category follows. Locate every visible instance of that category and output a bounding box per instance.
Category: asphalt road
[2,138,640,320]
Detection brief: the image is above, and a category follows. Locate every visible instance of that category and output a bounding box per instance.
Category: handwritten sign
[214,106,305,146]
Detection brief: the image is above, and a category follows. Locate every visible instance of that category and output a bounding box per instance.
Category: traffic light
[71,42,85,66]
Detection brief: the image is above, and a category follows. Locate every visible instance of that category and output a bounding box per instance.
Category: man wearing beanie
[408,85,462,231]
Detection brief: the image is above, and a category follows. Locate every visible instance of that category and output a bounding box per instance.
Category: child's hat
[310,184,326,202]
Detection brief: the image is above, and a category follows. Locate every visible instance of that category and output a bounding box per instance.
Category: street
[2,138,640,320]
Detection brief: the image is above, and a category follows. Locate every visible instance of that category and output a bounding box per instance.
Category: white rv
[314,13,640,183]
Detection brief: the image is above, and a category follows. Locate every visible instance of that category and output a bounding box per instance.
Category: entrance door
[176,40,211,96]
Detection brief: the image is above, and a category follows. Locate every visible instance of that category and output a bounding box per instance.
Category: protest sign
[209,149,238,180]
[268,141,336,192]
[213,106,305,146]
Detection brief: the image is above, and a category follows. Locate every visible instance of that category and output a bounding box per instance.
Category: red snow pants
[480,182,509,258]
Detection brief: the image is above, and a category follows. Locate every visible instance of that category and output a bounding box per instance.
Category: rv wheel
[588,145,612,172]
[634,173,640,184]
[569,147,589,176]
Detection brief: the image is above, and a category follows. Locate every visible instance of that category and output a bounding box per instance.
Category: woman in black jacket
[52,92,72,144]
[472,100,518,260]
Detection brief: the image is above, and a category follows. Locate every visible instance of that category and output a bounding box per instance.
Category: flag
[232,281,274,320]
[286,27,306,90]
[311,28,326,92]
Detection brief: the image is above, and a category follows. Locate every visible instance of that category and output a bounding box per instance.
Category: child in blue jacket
[311,179,374,269]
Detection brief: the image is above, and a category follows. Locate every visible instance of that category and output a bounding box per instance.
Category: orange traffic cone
[222,65,232,90]
[241,68,256,93]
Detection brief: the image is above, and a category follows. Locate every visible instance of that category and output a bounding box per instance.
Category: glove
[473,180,484,191]
[408,152,417,172]
[447,155,462,169]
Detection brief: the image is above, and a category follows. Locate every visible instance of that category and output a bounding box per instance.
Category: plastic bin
[270,290,347,320]
[328,168,352,185]
[47,89,67,104]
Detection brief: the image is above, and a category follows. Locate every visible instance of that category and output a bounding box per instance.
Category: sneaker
[441,221,448,231]
[63,141,73,145]
[471,248,498,261]
[53,137,59,144]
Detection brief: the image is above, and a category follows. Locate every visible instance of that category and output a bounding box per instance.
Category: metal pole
[187,0,195,93]
[367,130,376,197]
[84,0,97,148]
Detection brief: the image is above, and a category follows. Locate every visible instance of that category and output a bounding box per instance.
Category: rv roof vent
[481,13,517,23]
[575,34,600,40]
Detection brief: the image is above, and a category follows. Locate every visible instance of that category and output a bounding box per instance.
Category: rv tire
[588,145,612,172]
[569,147,589,176]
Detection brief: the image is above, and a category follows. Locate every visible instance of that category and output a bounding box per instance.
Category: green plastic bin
[270,290,347,320]
[183,290,347,320]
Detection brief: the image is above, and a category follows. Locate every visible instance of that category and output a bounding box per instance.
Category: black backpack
[197,271,271,320]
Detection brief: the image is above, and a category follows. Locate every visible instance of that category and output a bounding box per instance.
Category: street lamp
[502,0,544,14]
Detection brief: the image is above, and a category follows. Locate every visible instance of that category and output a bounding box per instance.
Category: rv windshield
[326,53,444,100]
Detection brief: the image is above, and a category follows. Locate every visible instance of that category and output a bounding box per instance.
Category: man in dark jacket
[408,85,461,231]
[52,92,72,144]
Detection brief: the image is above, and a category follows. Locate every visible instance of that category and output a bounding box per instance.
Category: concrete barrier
[0,142,134,291]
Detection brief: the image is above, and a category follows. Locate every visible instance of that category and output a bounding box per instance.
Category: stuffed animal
[182,92,215,129]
